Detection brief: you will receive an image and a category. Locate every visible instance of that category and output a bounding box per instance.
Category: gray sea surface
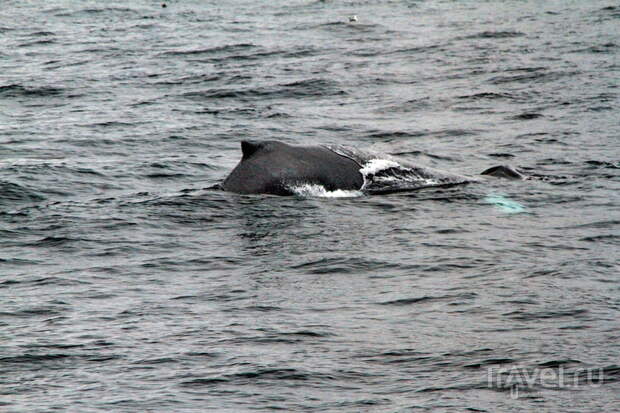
[1,0,619,411]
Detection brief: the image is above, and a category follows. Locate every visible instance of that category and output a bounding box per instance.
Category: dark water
[1,0,619,411]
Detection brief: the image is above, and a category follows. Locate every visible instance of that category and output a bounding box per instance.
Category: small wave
[0,276,85,287]
[0,181,46,205]
[580,234,620,245]
[165,73,227,85]
[457,92,515,100]
[0,354,71,363]
[488,153,516,159]
[0,157,69,168]
[18,39,56,47]
[596,5,620,19]
[379,292,477,306]
[363,130,426,140]
[144,173,188,179]
[0,84,64,98]
[280,330,332,338]
[180,367,323,387]
[27,236,77,248]
[559,219,620,230]
[464,358,516,368]
[0,258,41,268]
[578,43,618,54]
[510,112,544,120]
[489,69,579,85]
[30,31,56,36]
[386,44,443,57]
[183,78,345,101]
[55,7,140,18]
[78,121,136,128]
[462,31,525,39]
[0,352,122,365]
[503,308,589,321]
[584,160,619,169]
[316,21,379,32]
[290,257,398,275]
[488,72,547,84]
[166,44,318,65]
[379,296,438,306]
[163,43,254,56]
[537,359,582,368]
[0,305,67,319]
[179,377,229,386]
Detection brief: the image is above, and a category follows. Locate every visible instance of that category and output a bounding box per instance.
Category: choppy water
[1,0,619,411]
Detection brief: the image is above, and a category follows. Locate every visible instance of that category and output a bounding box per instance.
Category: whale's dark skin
[220,140,364,195]
[218,140,526,196]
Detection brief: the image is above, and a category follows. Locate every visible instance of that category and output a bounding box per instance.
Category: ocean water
[1,0,619,411]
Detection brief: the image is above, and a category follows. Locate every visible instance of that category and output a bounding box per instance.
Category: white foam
[289,183,363,198]
[359,158,400,175]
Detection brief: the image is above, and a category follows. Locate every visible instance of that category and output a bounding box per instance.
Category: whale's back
[221,141,364,195]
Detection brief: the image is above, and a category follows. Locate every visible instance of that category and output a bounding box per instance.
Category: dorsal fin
[241,140,264,159]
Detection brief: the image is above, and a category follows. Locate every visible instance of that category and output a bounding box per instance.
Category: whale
[217,140,526,196]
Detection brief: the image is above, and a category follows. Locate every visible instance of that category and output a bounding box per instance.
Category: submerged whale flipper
[221,140,364,195]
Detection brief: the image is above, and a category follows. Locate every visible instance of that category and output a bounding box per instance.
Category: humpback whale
[218,140,525,196]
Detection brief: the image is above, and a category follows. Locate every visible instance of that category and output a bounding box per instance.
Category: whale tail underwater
[216,140,527,196]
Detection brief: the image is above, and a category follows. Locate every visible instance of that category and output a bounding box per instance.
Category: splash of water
[289,183,363,198]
